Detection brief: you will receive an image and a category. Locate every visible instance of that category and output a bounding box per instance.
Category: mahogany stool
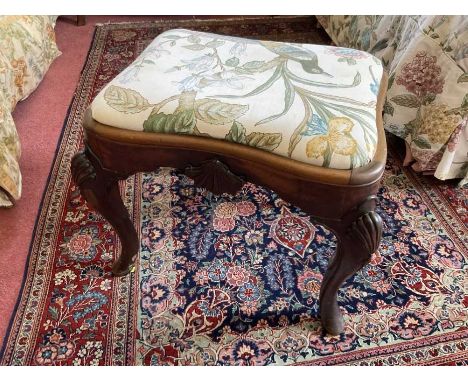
[72,29,387,335]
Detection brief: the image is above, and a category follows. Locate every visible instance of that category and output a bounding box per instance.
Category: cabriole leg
[319,197,383,335]
[71,148,139,276]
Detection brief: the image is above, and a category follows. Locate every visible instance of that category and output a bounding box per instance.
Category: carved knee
[348,210,382,255]
[71,151,97,188]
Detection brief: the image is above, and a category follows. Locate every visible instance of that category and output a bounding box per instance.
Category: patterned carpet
[1,17,467,366]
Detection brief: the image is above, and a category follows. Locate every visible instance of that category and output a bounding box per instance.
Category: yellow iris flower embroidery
[306,117,357,159]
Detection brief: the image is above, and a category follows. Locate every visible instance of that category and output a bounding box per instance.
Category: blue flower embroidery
[301,114,328,136]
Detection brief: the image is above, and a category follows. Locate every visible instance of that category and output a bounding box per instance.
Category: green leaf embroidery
[194,99,248,125]
[462,94,468,109]
[445,95,468,118]
[256,76,295,125]
[225,121,246,143]
[412,136,432,149]
[206,40,225,48]
[390,94,421,108]
[422,94,436,105]
[285,67,361,88]
[143,109,196,134]
[361,30,371,51]
[246,132,282,151]
[288,100,312,157]
[104,85,152,114]
[405,117,421,135]
[370,38,389,54]
[187,35,201,44]
[242,61,266,70]
[383,100,394,116]
[388,73,395,89]
[388,123,409,139]
[162,34,183,39]
[225,57,240,67]
[183,44,206,51]
[457,73,468,83]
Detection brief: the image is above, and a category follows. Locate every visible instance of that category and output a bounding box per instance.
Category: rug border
[291,329,468,366]
[0,26,99,362]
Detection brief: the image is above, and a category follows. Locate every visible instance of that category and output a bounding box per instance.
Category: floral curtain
[317,16,468,184]
[0,16,61,206]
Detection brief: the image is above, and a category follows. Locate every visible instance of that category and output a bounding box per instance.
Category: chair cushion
[91,29,384,169]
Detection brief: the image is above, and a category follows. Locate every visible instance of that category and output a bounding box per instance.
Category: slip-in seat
[91,29,383,170]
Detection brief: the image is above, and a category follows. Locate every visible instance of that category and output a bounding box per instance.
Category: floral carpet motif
[1,18,467,366]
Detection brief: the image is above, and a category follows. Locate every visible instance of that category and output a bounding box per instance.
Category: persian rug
[1,17,467,366]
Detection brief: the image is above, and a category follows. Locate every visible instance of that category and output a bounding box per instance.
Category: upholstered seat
[91,28,383,169]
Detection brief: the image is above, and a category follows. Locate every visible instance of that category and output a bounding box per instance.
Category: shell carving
[348,211,383,254]
[184,159,244,195]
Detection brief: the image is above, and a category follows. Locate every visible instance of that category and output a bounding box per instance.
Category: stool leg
[318,197,382,335]
[71,149,139,276]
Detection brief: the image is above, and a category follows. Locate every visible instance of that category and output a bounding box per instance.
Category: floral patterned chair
[72,29,388,335]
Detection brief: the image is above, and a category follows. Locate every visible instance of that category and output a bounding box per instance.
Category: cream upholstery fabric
[91,29,383,169]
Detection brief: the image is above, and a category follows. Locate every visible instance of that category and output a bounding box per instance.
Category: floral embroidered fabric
[317,16,468,182]
[0,16,61,206]
[91,29,383,170]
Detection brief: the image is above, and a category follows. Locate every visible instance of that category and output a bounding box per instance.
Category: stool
[72,29,387,335]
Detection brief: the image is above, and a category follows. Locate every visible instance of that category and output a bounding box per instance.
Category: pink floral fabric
[317,16,468,184]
